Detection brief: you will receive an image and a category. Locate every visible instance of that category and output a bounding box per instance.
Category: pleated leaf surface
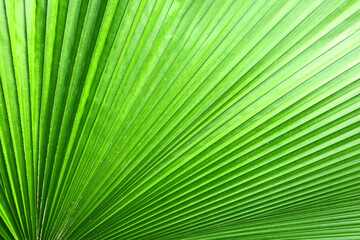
[0,0,360,239]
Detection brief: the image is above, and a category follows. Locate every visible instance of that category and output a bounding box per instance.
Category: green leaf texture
[0,0,360,239]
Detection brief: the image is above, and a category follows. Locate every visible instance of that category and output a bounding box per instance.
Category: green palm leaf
[0,0,360,239]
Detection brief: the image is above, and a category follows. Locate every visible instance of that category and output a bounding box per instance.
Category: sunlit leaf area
[0,0,360,239]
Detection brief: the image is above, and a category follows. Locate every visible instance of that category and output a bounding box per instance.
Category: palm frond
[0,0,360,239]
